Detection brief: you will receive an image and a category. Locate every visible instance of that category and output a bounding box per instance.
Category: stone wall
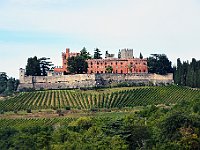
[95,73,173,86]
[18,72,173,90]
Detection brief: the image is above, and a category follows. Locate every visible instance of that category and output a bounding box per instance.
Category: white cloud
[1,0,200,77]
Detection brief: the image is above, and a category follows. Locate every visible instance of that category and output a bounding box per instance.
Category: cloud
[0,0,200,77]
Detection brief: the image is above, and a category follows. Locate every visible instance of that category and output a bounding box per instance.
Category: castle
[54,48,148,74]
[18,48,173,90]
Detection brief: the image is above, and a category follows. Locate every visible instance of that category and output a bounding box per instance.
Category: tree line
[174,58,200,87]
[0,72,19,96]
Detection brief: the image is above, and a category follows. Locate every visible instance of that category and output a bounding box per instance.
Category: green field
[0,85,200,112]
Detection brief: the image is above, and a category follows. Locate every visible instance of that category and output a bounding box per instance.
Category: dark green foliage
[26,109,32,113]
[174,58,200,88]
[139,52,143,59]
[0,72,8,94]
[65,106,71,110]
[25,56,53,76]
[148,54,173,75]
[25,56,41,76]
[67,47,90,74]
[80,47,91,59]
[39,57,53,76]
[0,72,19,95]
[67,56,88,74]
[94,48,102,59]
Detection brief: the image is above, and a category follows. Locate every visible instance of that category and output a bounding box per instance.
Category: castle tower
[66,48,70,59]
[120,49,133,59]
[19,68,25,83]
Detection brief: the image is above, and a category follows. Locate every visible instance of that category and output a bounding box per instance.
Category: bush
[90,107,98,112]
[26,109,32,113]
[56,109,64,116]
[0,110,4,114]
[65,106,71,110]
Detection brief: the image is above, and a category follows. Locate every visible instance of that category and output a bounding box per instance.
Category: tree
[80,47,91,60]
[4,78,19,94]
[25,56,53,76]
[25,56,41,76]
[0,72,19,95]
[67,48,89,74]
[94,48,102,59]
[0,72,8,94]
[39,57,53,76]
[67,56,88,74]
[147,54,173,75]
[106,66,113,73]
[139,52,143,59]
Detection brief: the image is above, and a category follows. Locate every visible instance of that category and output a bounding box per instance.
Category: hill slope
[0,86,199,111]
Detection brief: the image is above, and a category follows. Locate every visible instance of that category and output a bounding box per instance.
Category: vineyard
[0,86,200,111]
[0,117,75,129]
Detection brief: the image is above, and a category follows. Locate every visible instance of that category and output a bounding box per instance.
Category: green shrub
[26,109,32,113]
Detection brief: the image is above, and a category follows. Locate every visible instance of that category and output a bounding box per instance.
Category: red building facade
[87,58,148,74]
[54,48,148,74]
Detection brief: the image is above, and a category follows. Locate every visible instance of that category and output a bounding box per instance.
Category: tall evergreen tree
[139,52,143,59]
[94,48,102,59]
[80,47,91,60]
[0,72,8,94]
[174,58,200,88]
[25,56,41,76]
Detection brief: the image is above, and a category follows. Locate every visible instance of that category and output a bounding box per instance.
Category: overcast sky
[0,0,200,78]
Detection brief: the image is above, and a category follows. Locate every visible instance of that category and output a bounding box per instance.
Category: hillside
[0,85,199,112]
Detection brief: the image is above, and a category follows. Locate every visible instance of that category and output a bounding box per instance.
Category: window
[116,62,117,65]
[101,71,103,73]
[91,62,93,65]
[121,70,123,74]
[97,71,99,74]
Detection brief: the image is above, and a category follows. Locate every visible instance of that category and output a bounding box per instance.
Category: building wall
[18,68,173,90]
[87,58,148,74]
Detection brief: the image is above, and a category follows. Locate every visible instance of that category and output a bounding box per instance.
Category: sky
[0,0,200,78]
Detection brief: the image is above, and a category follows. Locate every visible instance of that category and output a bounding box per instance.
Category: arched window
[121,70,123,74]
